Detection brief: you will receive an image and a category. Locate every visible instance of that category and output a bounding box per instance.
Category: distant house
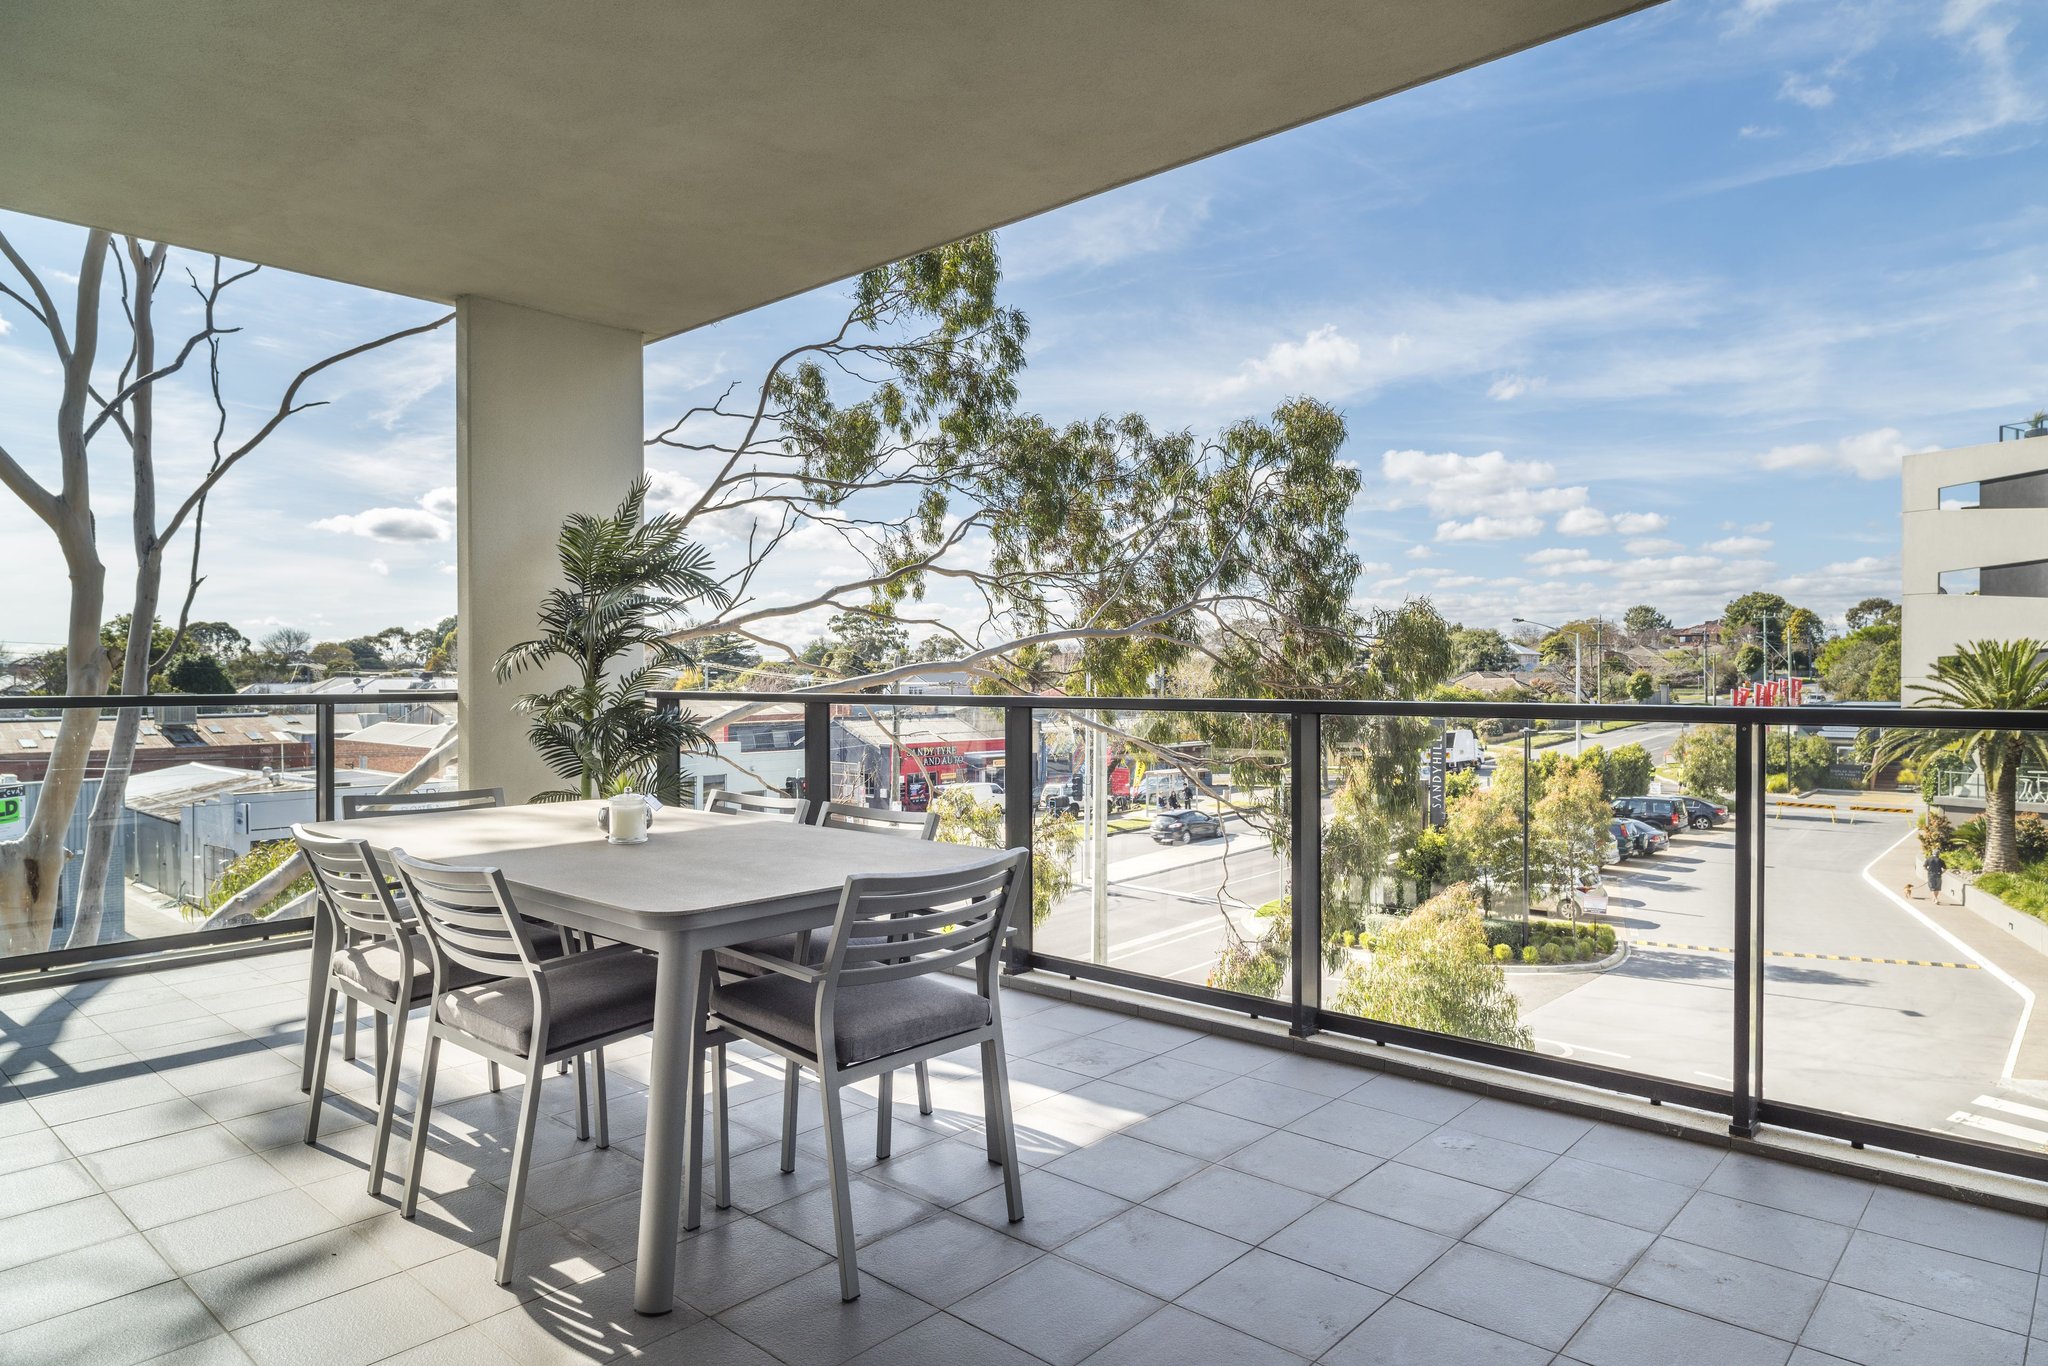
[1505,642,1541,673]
[123,762,316,905]
[334,720,455,775]
[0,714,309,785]
[1448,671,1527,697]
[1672,620,1723,647]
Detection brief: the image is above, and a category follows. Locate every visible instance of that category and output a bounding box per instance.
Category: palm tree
[495,478,730,802]
[1874,639,2048,873]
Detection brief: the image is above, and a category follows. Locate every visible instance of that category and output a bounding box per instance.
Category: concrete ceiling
[0,1,1654,341]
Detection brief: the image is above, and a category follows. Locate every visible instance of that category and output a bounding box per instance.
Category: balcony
[6,690,2048,1362]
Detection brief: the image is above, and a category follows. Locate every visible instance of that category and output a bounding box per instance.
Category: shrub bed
[1483,916,1615,964]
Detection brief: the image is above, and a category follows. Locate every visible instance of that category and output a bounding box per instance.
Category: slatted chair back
[388,849,549,990]
[342,787,505,820]
[816,849,1027,994]
[295,826,408,943]
[706,789,810,822]
[814,801,938,840]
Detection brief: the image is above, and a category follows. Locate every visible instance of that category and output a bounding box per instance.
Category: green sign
[0,794,21,831]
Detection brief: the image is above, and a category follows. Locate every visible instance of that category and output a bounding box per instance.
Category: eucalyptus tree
[0,225,449,953]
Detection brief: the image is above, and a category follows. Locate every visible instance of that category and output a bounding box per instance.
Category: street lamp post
[1515,617,1581,751]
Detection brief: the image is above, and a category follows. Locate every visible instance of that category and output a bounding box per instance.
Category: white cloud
[1526,547,1592,566]
[1778,74,1836,108]
[1625,537,1685,554]
[1706,534,1774,554]
[421,486,457,519]
[1612,512,1670,535]
[1406,545,1434,560]
[1380,449,1590,519]
[1745,520,1774,533]
[1436,514,1546,542]
[1756,426,1935,479]
[1555,507,1612,536]
[369,558,391,577]
[1738,124,1783,139]
[1486,373,1546,401]
[1005,191,1213,279]
[1215,324,1363,398]
[311,506,450,542]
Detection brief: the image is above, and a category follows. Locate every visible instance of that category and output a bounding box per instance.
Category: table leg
[634,936,702,1315]
[299,909,333,1093]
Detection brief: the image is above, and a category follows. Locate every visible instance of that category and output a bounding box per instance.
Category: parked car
[1677,795,1727,829]
[1607,820,1635,862]
[1620,817,1669,854]
[936,780,1003,812]
[1150,809,1223,844]
[1612,795,1686,837]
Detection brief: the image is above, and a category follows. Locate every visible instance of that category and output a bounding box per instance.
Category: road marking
[1535,1038,1632,1061]
[1695,1072,1732,1085]
[1862,828,2033,1084]
[1971,1094,2048,1125]
[1948,1110,2048,1147]
[1632,940,1979,969]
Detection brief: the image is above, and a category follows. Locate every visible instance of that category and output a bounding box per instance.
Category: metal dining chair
[704,789,811,822]
[694,849,1030,1300]
[813,800,939,839]
[296,827,563,1193]
[389,848,660,1285]
[341,786,506,820]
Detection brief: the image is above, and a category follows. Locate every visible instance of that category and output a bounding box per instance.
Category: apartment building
[1901,438,2048,693]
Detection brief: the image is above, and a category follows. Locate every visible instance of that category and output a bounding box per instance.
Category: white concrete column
[457,297,643,802]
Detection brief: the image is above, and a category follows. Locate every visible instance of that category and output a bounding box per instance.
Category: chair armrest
[532,940,640,976]
[714,946,822,983]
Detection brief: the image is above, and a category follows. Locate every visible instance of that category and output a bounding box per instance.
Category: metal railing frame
[0,689,457,978]
[660,687,2048,1185]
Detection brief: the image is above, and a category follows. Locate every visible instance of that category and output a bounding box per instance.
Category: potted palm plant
[2027,410,2048,439]
[495,477,730,802]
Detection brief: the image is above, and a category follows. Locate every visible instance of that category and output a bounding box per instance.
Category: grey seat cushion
[712,972,990,1068]
[333,928,565,1004]
[438,947,657,1057]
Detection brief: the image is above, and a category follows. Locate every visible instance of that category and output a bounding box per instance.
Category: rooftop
[3,949,2040,1364]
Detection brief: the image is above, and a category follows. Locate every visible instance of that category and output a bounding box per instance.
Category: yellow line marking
[1633,940,1979,969]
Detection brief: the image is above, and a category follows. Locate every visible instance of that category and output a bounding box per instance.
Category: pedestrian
[1924,848,1947,904]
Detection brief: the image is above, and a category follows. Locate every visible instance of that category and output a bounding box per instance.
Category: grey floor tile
[712,1137,835,1213]
[185,1226,406,1330]
[1059,1206,1249,1300]
[1831,1229,2037,1334]
[0,1156,99,1221]
[1335,1159,1508,1236]
[146,1187,341,1276]
[1324,1297,1551,1366]
[517,1146,645,1219]
[864,1134,1008,1205]
[1043,1132,1205,1201]
[1401,1244,1606,1351]
[375,1324,521,1366]
[1179,1247,1381,1357]
[845,1311,1043,1366]
[0,1232,178,1335]
[229,1271,460,1366]
[1666,1191,1851,1278]
[403,1219,617,1326]
[1089,1303,1306,1364]
[1800,1284,2027,1366]
[110,1154,293,1231]
[1397,1125,1557,1191]
[1028,1034,1154,1080]
[1146,1165,1319,1244]
[0,1276,220,1366]
[0,1193,134,1274]
[757,1174,941,1254]
[1620,1236,1825,1342]
[1098,1054,1238,1103]
[1263,1201,1453,1294]
[956,1167,1128,1249]
[1158,1034,1283,1076]
[1452,1096,1597,1153]
[1248,1051,1374,1098]
[1858,1185,2046,1272]
[469,1260,698,1360]
[1467,1196,1656,1283]
[1030,1003,1131,1036]
[1703,1152,1875,1227]
[82,1124,252,1191]
[53,1096,216,1158]
[1341,1071,1479,1123]
[1285,1098,1438,1158]
[954,1255,1160,1365]
[1567,1291,1793,1366]
[1120,1102,1271,1161]
[1522,1154,1695,1233]
[1089,1017,1206,1055]
[631,1318,779,1366]
[718,1263,935,1365]
[1565,1125,1724,1186]
[1222,1128,1382,1196]
[1190,1074,1331,1127]
[860,1211,1043,1306]
[671,1215,832,1315]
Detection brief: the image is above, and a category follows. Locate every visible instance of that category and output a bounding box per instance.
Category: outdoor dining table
[294,799,1003,1313]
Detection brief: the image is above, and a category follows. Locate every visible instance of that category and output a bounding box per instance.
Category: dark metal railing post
[1004,704,1036,973]
[655,696,682,801]
[1290,710,1323,1037]
[803,700,831,809]
[314,703,335,822]
[1730,721,1766,1137]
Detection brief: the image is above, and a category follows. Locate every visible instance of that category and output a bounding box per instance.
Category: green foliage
[1521,945,1538,964]
[495,479,731,802]
[1818,624,1901,701]
[201,839,313,919]
[1872,639,2048,872]
[1604,744,1653,799]
[1672,726,1736,800]
[1623,605,1671,638]
[1734,643,1764,678]
[1332,885,1531,1047]
[1845,598,1900,632]
[1627,670,1654,702]
[163,653,233,694]
[1766,773,1790,793]
[1981,868,2048,922]
[1448,625,1520,673]
[930,788,1078,926]
[1493,942,1512,962]
[1537,942,1561,964]
[1765,733,1836,791]
[1917,809,1954,857]
[1209,916,1288,1000]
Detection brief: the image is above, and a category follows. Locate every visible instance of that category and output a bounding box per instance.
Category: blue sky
[1,0,2043,653]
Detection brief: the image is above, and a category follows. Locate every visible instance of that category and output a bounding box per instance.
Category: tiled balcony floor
[3,953,2046,1366]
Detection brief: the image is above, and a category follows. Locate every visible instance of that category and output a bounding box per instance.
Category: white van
[936,780,1003,811]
